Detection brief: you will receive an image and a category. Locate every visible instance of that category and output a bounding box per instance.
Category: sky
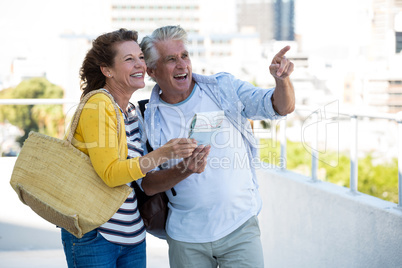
[0,0,368,56]
[0,0,108,73]
[0,0,376,92]
[295,0,371,53]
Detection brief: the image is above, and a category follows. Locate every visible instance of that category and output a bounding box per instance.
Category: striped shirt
[98,101,146,245]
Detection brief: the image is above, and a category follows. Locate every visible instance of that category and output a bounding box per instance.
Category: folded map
[188,111,225,145]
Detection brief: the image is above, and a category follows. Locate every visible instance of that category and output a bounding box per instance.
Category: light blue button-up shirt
[143,72,284,242]
[144,72,283,185]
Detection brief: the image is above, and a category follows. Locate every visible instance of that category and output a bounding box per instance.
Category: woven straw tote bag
[10,89,132,238]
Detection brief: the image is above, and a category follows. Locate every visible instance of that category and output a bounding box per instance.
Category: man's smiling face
[147,39,194,104]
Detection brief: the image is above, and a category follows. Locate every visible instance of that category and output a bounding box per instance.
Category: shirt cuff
[128,157,146,181]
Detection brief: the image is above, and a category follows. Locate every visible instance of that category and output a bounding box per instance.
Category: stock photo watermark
[64,99,340,169]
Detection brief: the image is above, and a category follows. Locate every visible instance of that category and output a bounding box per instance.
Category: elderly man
[140,25,295,268]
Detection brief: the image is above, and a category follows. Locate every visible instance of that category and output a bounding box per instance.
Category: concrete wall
[3,156,402,267]
[257,168,402,268]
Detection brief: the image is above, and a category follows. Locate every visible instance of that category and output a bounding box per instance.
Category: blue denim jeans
[61,229,146,268]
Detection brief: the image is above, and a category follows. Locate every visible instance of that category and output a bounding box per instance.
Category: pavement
[0,157,169,267]
[0,221,169,268]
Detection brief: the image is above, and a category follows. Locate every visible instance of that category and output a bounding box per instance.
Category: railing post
[397,112,402,209]
[280,118,287,170]
[350,115,358,193]
[311,111,319,182]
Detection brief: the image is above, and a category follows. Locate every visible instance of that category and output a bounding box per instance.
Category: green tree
[0,78,65,145]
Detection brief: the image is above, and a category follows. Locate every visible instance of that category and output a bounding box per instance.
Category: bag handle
[67,89,121,144]
[138,99,153,154]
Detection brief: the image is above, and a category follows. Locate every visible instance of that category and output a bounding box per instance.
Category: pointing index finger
[275,45,291,58]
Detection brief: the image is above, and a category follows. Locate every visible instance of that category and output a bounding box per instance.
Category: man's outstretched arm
[269,46,295,116]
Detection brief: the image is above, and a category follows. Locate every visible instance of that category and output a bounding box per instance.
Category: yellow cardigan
[71,93,145,187]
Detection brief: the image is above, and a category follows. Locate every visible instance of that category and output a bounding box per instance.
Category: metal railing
[2,99,402,208]
[277,105,402,208]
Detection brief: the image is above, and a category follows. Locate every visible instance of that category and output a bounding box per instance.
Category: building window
[396,32,402,53]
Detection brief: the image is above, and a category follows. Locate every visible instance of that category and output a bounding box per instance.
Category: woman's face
[108,40,146,91]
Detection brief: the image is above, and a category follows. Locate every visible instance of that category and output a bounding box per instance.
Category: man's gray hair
[140,25,188,70]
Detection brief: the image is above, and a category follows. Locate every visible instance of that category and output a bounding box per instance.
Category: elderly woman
[61,28,197,268]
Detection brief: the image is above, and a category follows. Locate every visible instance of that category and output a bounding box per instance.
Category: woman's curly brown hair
[79,28,138,98]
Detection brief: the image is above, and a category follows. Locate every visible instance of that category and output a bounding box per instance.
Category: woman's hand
[139,138,197,175]
[161,138,198,159]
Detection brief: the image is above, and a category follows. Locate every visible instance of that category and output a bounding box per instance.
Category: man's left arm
[269,46,295,116]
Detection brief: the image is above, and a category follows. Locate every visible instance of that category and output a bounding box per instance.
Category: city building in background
[0,0,400,112]
[237,0,275,43]
[361,0,402,113]
[274,0,295,41]
[111,0,204,35]
[110,0,268,86]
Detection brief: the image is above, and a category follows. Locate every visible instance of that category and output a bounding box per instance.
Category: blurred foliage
[260,120,271,130]
[0,78,65,145]
[260,139,399,203]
